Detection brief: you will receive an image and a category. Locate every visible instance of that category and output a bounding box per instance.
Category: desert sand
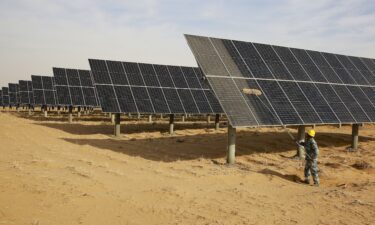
[0,110,374,225]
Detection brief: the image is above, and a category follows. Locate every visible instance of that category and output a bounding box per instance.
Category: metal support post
[215,114,220,130]
[352,124,359,150]
[111,113,115,124]
[227,125,236,164]
[297,125,305,159]
[114,113,121,137]
[68,106,73,124]
[169,114,175,135]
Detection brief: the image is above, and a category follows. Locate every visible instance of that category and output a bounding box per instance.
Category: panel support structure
[352,124,359,150]
[77,107,81,118]
[111,113,115,124]
[148,115,152,123]
[43,106,48,118]
[297,125,306,159]
[169,114,175,135]
[227,125,236,164]
[68,106,73,124]
[215,114,220,130]
[114,113,121,137]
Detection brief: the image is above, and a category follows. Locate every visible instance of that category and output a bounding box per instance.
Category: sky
[0,0,375,86]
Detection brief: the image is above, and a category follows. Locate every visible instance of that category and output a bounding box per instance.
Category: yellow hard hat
[307,129,315,137]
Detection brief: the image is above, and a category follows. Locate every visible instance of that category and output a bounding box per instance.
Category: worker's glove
[297,141,305,147]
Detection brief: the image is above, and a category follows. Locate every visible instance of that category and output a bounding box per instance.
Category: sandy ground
[0,110,374,225]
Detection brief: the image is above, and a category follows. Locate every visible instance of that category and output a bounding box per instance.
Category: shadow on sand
[259,168,304,183]
[56,127,375,163]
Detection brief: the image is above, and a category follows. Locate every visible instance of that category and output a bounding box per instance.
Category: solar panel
[8,83,19,106]
[88,59,223,114]
[185,34,375,127]
[31,75,57,106]
[52,68,99,107]
[2,87,10,106]
[0,90,3,106]
[19,80,34,105]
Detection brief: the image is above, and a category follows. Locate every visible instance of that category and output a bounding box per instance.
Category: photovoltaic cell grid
[52,68,99,107]
[19,80,34,105]
[31,75,57,106]
[2,87,10,106]
[88,59,223,114]
[185,34,375,127]
[8,83,19,106]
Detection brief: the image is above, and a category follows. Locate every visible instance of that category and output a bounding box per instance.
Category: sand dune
[0,110,374,225]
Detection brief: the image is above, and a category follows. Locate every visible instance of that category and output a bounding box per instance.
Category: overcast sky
[0,0,374,86]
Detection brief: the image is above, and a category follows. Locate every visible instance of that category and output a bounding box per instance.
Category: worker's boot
[304,179,310,185]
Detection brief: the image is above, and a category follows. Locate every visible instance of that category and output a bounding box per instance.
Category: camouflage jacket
[305,138,319,160]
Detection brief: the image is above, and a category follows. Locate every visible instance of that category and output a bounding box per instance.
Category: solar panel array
[2,87,10,106]
[89,59,223,114]
[0,90,3,106]
[19,80,34,105]
[31,75,57,106]
[8,83,19,106]
[185,34,375,127]
[53,68,99,107]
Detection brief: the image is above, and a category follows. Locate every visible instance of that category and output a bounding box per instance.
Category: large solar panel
[185,34,375,127]
[2,87,10,106]
[31,75,57,106]
[19,80,34,105]
[8,83,19,106]
[88,59,223,114]
[52,68,99,107]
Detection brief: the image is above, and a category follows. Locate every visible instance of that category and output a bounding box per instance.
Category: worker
[301,129,320,187]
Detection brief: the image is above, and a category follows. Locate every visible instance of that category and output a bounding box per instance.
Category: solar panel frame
[31,75,57,106]
[52,68,99,107]
[0,90,3,106]
[19,80,34,105]
[2,87,10,106]
[89,59,223,114]
[185,34,375,127]
[8,83,19,106]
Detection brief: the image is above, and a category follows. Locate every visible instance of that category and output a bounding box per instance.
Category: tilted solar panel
[52,68,99,107]
[8,83,19,106]
[31,75,57,106]
[0,90,3,106]
[2,87,10,106]
[88,59,223,114]
[185,34,375,127]
[19,80,34,105]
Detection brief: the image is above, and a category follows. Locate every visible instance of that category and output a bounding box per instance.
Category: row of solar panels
[0,62,223,115]
[1,34,374,127]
